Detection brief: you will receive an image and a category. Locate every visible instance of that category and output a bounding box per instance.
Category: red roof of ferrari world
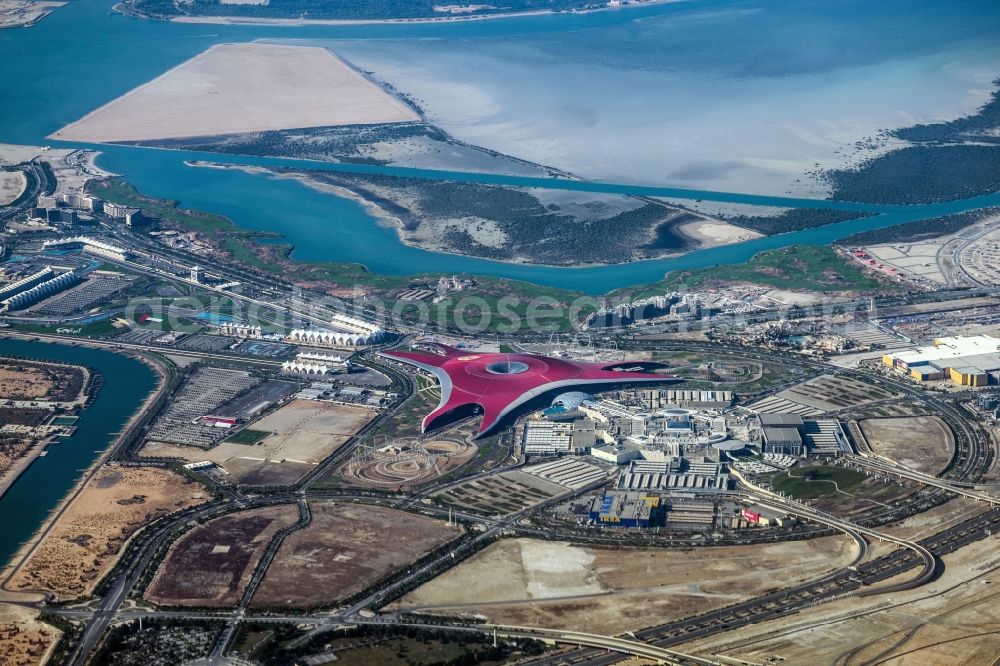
[381,343,676,437]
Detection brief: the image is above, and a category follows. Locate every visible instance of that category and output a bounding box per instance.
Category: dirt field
[251,502,458,609]
[433,470,566,514]
[142,400,375,485]
[145,504,300,607]
[53,43,419,143]
[0,602,61,665]
[250,399,374,461]
[0,359,86,402]
[5,466,207,601]
[0,170,25,204]
[677,536,1000,665]
[392,536,856,633]
[882,497,990,541]
[860,416,955,475]
[0,437,38,483]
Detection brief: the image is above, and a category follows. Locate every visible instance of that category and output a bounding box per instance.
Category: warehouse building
[617,457,730,494]
[522,420,574,455]
[759,413,805,456]
[589,491,663,528]
[591,441,645,464]
[883,335,1000,387]
[522,417,596,456]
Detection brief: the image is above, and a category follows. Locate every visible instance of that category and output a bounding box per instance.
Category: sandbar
[52,42,420,143]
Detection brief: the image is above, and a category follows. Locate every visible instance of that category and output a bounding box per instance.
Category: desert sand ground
[0,360,86,404]
[4,466,207,601]
[678,536,1000,665]
[392,535,856,634]
[0,602,61,666]
[881,498,990,542]
[0,144,66,165]
[52,43,420,143]
[145,504,301,607]
[0,144,112,201]
[249,399,375,461]
[0,170,24,204]
[141,400,375,485]
[861,416,955,475]
[251,502,458,608]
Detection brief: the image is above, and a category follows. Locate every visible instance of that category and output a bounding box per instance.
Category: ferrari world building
[380,343,678,437]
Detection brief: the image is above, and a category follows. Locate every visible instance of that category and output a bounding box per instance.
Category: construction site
[250,503,457,609]
[144,504,301,607]
[341,437,475,488]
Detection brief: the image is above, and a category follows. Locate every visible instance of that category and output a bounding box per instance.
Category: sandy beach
[0,143,115,199]
[676,218,763,249]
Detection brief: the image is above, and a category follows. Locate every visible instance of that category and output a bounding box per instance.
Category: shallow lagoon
[95,146,1000,294]
[329,0,1000,195]
[2,0,1000,292]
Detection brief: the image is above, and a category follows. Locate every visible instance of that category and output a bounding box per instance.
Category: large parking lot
[175,334,238,353]
[143,399,377,486]
[32,275,136,316]
[214,380,300,420]
[145,367,261,447]
[232,339,296,358]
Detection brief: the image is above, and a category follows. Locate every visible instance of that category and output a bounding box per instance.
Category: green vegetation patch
[232,621,545,666]
[88,178,233,233]
[393,281,596,334]
[89,619,224,666]
[727,209,872,235]
[299,170,689,264]
[621,245,890,297]
[826,144,1000,205]
[134,123,446,165]
[225,429,271,445]
[128,0,604,21]
[839,208,1000,246]
[10,318,121,338]
[822,83,1000,205]
[772,465,867,500]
